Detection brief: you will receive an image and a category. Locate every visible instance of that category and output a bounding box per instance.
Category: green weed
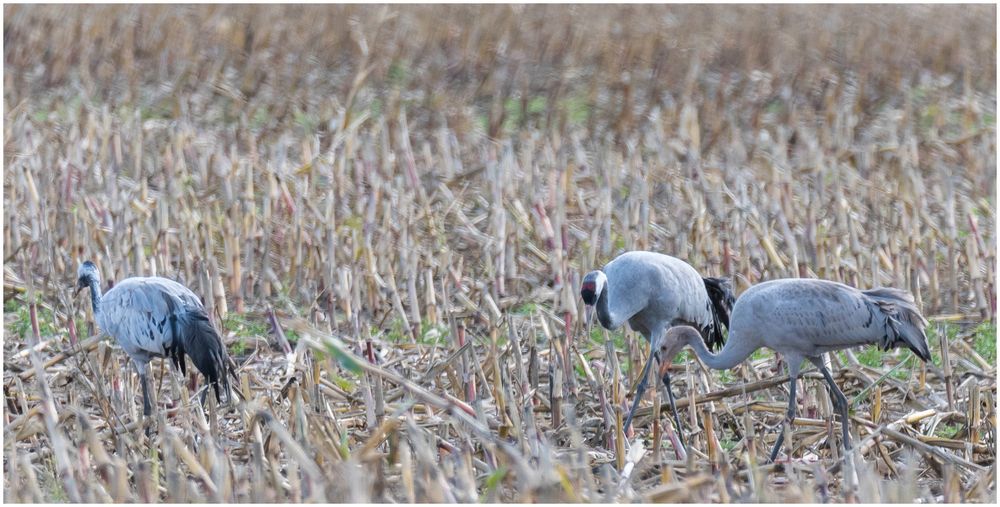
[231,337,247,356]
[527,96,546,115]
[223,313,270,337]
[328,371,357,392]
[564,93,591,125]
[856,346,882,368]
[512,302,537,315]
[588,326,628,351]
[972,322,996,366]
[5,298,59,339]
[934,422,961,438]
[369,98,383,117]
[388,61,408,87]
[480,466,508,503]
[293,110,319,134]
[719,436,738,452]
[927,322,961,369]
[222,313,272,354]
[419,321,448,345]
[250,107,270,130]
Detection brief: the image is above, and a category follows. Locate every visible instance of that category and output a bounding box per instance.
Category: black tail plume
[703,276,736,351]
[862,287,931,362]
[175,309,231,404]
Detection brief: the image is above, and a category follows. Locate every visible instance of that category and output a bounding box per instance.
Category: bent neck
[87,278,103,314]
[596,286,615,330]
[594,278,630,330]
[685,331,755,370]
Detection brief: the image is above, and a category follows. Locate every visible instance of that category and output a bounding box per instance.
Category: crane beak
[658,358,672,387]
[584,305,594,333]
[658,356,688,454]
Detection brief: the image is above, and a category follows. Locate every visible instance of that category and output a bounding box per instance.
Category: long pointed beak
[584,305,594,332]
[659,362,688,453]
[658,356,672,386]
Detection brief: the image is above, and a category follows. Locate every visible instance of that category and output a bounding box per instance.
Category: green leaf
[323,338,363,374]
[480,466,508,502]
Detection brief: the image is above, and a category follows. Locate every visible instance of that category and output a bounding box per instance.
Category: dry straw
[3,4,996,503]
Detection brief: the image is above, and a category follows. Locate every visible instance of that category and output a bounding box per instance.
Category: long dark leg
[139,372,152,417]
[623,347,657,432]
[811,357,851,452]
[768,376,796,463]
[662,371,687,450]
[768,357,802,463]
[213,377,223,404]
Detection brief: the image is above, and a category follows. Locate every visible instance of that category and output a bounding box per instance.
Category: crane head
[579,270,606,306]
[656,326,699,383]
[76,261,100,294]
[580,271,606,330]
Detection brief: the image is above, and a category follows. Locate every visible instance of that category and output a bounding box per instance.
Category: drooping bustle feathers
[862,287,931,362]
[173,309,231,403]
[703,276,736,351]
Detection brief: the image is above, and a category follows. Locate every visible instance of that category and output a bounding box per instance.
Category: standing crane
[76,261,232,418]
[580,251,735,438]
[655,278,930,462]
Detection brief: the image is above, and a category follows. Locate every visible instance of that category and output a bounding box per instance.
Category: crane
[580,251,735,439]
[76,260,232,418]
[655,278,930,462]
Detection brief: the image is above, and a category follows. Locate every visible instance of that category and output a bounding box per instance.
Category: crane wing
[147,277,206,310]
[604,251,718,344]
[750,279,922,356]
[96,278,190,358]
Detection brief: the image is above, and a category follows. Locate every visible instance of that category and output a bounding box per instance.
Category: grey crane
[580,251,735,438]
[76,261,232,417]
[655,278,930,462]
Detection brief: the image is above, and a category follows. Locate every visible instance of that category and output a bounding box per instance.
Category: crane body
[657,278,930,462]
[580,251,734,436]
[77,261,231,417]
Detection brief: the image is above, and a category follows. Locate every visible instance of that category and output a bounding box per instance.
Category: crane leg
[139,373,152,417]
[623,348,657,433]
[812,359,851,452]
[768,376,797,463]
[661,371,687,451]
[128,359,153,419]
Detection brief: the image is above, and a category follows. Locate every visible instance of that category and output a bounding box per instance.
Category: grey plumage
[581,251,729,347]
[77,261,231,416]
[658,277,931,462]
[580,251,735,434]
[684,279,931,364]
[860,287,930,360]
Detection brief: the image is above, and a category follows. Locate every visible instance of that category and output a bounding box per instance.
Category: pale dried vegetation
[2,4,997,503]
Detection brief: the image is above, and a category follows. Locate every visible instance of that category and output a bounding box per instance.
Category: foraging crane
[655,278,930,462]
[580,251,735,438]
[76,261,231,417]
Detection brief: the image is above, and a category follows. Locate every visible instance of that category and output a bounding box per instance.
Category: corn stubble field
[2,4,997,503]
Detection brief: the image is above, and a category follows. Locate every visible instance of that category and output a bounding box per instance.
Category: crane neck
[684,330,756,370]
[87,278,102,314]
[595,285,616,330]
